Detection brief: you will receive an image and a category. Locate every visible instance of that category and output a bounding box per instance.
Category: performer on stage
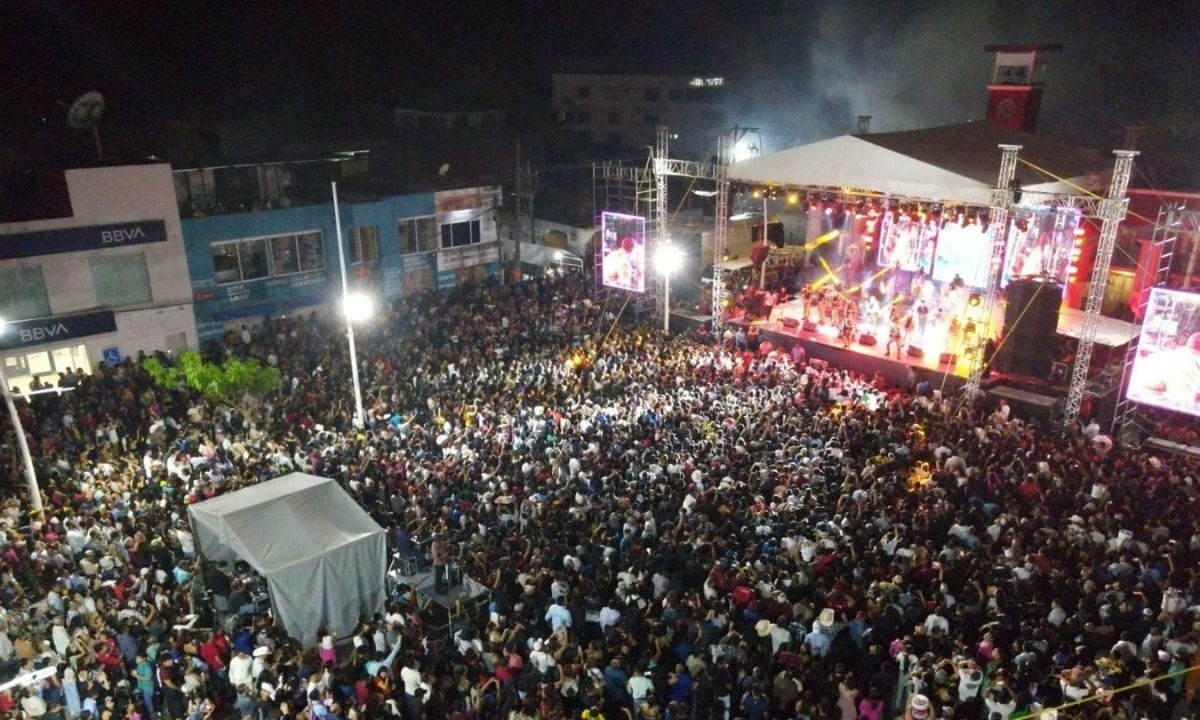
[887,320,903,359]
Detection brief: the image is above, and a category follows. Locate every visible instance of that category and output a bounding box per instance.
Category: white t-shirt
[401,666,423,696]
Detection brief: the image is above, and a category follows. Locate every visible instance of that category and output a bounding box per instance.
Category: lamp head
[342,292,375,323]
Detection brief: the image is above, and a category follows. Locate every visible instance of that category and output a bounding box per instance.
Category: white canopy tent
[728,121,1111,206]
[188,473,386,645]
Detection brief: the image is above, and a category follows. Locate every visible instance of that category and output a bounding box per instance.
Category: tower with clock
[983,44,1062,133]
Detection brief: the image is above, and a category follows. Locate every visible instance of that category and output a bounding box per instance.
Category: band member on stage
[865,295,881,328]
[887,320,903,358]
[841,312,856,349]
[902,313,916,348]
[800,285,813,323]
[764,288,777,322]
[819,290,833,326]
[916,299,930,339]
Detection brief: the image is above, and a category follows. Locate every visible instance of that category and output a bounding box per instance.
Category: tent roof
[189,472,382,574]
[728,121,1112,206]
[860,121,1109,189]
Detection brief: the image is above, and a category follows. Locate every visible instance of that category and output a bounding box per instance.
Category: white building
[0,163,196,391]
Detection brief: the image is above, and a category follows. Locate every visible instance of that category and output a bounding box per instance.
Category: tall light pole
[655,244,684,335]
[0,320,44,520]
[760,192,769,290]
[331,182,372,430]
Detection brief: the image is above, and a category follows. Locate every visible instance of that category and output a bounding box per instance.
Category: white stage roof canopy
[728,121,1112,207]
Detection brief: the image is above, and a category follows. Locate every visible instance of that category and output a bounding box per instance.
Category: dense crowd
[2,274,1200,720]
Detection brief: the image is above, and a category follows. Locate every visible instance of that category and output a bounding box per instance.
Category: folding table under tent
[188,472,387,645]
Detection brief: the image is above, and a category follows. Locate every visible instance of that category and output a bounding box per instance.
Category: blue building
[178,172,503,342]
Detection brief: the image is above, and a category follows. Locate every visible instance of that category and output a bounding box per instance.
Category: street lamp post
[331,182,371,430]
[0,320,44,520]
[655,244,684,335]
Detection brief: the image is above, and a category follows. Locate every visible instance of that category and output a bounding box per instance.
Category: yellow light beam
[842,266,893,295]
[803,229,840,251]
[811,258,844,290]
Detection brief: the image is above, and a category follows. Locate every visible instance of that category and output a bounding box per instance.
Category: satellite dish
[67,91,106,156]
[438,163,450,176]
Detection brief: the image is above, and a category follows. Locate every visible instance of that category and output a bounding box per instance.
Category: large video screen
[600,212,646,292]
[933,220,991,288]
[1127,288,1200,417]
[1001,206,1081,286]
[878,211,937,273]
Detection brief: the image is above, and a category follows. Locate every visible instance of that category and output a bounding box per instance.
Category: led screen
[600,212,646,292]
[1001,206,1081,286]
[1127,288,1200,417]
[877,211,937,273]
[932,220,991,289]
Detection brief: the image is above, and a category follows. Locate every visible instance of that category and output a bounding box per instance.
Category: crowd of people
[2,274,1200,720]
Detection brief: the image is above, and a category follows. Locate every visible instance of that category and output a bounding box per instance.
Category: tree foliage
[142,351,280,408]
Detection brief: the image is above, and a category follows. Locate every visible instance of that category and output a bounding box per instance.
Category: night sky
[3,0,1198,157]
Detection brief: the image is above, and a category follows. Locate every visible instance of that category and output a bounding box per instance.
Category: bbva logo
[100,227,147,244]
[19,323,70,343]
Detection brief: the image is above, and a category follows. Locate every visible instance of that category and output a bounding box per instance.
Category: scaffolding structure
[964,144,1021,399]
[1111,205,1191,442]
[1061,151,1138,423]
[593,154,660,314]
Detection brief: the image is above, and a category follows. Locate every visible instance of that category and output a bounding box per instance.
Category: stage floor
[1057,307,1138,347]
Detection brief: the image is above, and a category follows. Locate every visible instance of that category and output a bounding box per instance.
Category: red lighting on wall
[1067,226,1087,284]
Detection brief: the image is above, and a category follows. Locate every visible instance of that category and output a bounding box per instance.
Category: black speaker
[939,352,957,365]
[803,320,818,333]
[781,317,800,329]
[858,333,877,346]
[907,345,925,359]
[997,279,1063,377]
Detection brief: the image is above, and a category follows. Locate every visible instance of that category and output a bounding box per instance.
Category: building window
[399,216,439,254]
[349,226,379,264]
[0,266,51,321]
[212,239,266,283]
[210,231,321,284]
[268,231,324,277]
[642,112,660,126]
[575,86,591,100]
[91,253,152,307]
[668,88,684,102]
[644,88,661,102]
[440,219,481,249]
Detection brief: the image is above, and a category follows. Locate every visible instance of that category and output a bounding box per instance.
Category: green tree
[143,351,280,417]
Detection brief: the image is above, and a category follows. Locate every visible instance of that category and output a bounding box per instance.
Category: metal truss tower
[1062,150,1137,423]
[1111,205,1188,442]
[712,132,731,331]
[964,144,1021,399]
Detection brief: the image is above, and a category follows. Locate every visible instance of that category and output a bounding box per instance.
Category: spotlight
[752,189,762,199]
[968,293,982,307]
[788,192,799,205]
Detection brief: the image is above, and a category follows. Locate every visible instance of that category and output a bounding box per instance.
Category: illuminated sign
[1127,288,1200,418]
[600,212,646,293]
[688,77,724,87]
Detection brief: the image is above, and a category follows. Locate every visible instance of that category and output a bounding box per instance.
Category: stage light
[788,192,799,205]
[824,206,833,215]
[752,189,762,199]
[968,293,982,308]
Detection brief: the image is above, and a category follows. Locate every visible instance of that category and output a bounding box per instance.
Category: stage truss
[595,126,734,330]
[1111,205,1191,443]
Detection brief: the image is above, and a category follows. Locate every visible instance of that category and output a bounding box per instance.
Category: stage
[691,293,1137,405]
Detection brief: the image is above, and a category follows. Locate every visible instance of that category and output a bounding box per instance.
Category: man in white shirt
[545,601,572,632]
[228,647,254,690]
[627,666,654,704]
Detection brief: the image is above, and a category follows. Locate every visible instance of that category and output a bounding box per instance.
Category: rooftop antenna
[67,91,106,157]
